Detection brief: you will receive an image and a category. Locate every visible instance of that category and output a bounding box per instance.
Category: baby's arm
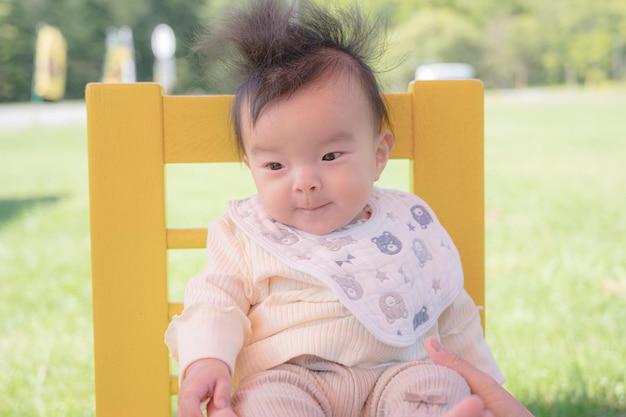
[177,358,237,417]
[437,290,505,384]
[168,217,256,416]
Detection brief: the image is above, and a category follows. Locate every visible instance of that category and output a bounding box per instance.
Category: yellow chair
[86,80,484,417]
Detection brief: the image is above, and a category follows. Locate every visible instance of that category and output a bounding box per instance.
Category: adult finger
[443,395,494,417]
[426,337,534,417]
[425,336,498,396]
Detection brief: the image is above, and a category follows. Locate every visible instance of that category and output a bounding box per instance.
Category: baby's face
[241,73,393,235]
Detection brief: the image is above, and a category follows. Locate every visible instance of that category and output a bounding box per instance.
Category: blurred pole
[151,24,177,94]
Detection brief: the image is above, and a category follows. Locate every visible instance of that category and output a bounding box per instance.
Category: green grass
[1,88,625,416]
[0,125,93,416]
[484,88,626,416]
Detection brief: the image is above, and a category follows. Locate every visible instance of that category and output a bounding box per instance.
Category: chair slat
[383,93,414,159]
[170,376,179,395]
[163,95,238,163]
[166,228,208,249]
[162,94,414,163]
[87,82,171,417]
[169,303,183,320]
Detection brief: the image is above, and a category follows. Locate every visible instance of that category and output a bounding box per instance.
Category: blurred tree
[1,0,626,101]
[383,8,481,91]
[538,0,626,85]
[0,0,205,101]
[84,0,207,94]
[58,0,112,100]
[571,1,624,84]
[0,0,35,102]
[126,0,207,94]
[569,31,613,84]
[479,14,518,88]
[479,13,545,88]
[0,0,112,102]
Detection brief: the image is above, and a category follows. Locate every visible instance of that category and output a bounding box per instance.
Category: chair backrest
[86,80,484,417]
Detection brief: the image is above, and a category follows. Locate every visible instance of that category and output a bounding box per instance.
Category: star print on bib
[228,188,464,347]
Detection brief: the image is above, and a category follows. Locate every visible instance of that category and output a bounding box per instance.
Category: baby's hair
[194,0,390,156]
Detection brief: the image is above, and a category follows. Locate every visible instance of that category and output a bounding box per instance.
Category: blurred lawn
[0,88,625,416]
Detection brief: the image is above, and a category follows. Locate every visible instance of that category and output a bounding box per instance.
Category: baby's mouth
[300,202,329,212]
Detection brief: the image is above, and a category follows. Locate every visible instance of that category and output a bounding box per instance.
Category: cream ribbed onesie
[165,188,504,393]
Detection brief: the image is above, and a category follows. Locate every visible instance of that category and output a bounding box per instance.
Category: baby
[165,0,504,416]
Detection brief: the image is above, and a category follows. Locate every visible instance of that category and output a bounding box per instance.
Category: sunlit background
[0,0,625,416]
[1,0,625,100]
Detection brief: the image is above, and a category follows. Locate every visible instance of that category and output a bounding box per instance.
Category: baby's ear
[375,129,394,178]
[243,154,250,168]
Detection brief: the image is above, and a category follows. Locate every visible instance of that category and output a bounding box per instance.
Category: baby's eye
[266,162,284,171]
[322,152,342,161]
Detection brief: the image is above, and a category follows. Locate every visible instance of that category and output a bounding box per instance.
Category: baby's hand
[177,358,236,417]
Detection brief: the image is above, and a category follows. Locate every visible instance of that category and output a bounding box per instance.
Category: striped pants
[232,356,470,417]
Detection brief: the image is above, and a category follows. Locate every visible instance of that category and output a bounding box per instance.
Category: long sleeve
[438,289,505,384]
[165,192,504,384]
[164,216,254,379]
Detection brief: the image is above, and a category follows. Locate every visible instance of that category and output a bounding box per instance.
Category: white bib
[228,188,464,347]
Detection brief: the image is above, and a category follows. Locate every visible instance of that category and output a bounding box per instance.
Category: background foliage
[1,0,626,101]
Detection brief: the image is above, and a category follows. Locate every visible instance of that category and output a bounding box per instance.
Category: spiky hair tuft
[194,0,390,154]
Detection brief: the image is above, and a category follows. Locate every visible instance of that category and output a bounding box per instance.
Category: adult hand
[443,395,494,417]
[177,358,237,417]
[426,336,534,417]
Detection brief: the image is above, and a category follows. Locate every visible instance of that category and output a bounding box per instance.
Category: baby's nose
[293,166,321,193]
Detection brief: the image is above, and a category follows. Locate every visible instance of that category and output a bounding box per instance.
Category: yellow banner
[33,25,67,101]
